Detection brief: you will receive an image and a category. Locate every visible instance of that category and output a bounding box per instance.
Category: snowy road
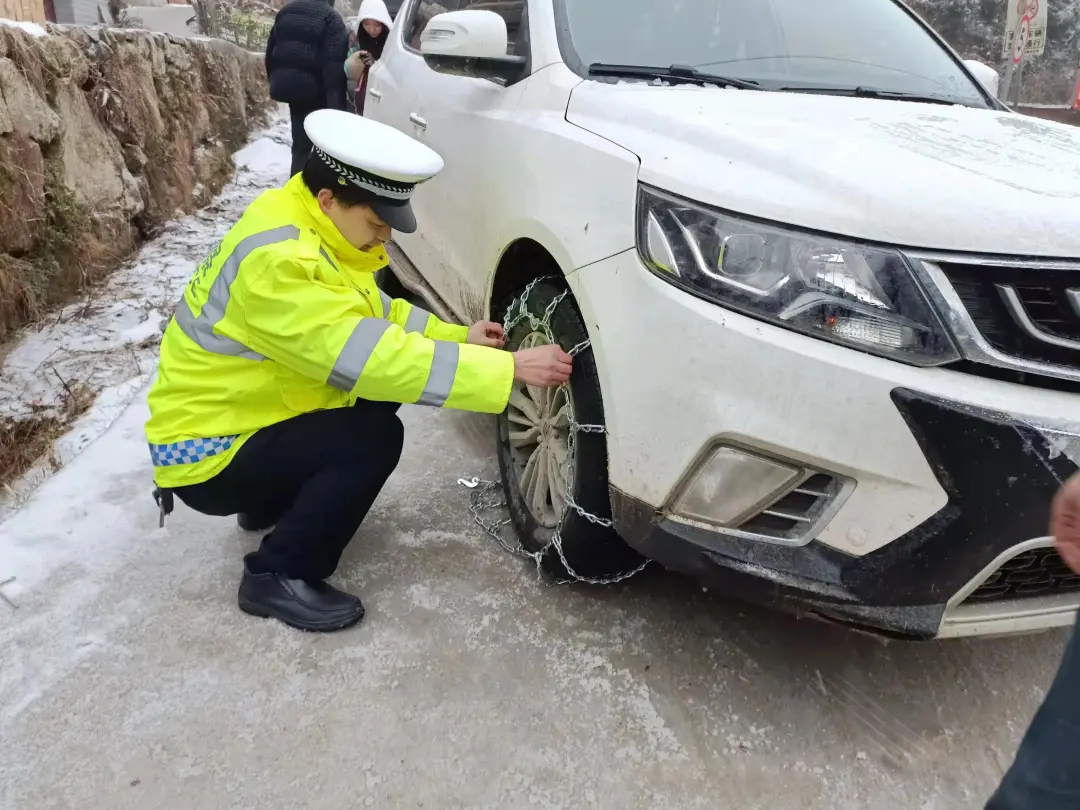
[0,112,1070,810]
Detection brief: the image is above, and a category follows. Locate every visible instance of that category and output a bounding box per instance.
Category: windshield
[558,0,988,107]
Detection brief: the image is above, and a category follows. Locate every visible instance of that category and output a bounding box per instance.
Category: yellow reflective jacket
[145,174,515,489]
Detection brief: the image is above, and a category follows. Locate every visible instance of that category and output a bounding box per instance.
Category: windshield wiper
[778,85,966,106]
[588,63,760,90]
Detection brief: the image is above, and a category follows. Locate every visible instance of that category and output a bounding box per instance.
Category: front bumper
[569,249,1080,639]
[609,389,1078,639]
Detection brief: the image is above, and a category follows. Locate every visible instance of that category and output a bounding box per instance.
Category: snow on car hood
[566,82,1080,258]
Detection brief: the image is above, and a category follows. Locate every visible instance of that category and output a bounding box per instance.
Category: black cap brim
[372,200,417,234]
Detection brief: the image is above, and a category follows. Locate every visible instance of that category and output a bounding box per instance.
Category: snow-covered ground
[0,110,291,521]
[0,18,48,37]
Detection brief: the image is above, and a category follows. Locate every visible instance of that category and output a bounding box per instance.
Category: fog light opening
[672,446,801,528]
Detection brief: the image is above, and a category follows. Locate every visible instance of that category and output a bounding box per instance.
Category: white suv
[366,0,1080,640]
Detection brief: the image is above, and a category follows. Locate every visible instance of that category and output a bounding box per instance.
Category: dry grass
[0,382,94,486]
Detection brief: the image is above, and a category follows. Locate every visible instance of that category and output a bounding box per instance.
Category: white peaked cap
[304,109,444,233]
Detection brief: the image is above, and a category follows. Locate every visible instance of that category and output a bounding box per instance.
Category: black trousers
[173,401,403,581]
[288,104,318,177]
[986,616,1080,809]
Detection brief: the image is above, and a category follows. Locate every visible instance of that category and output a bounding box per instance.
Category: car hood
[566,82,1080,258]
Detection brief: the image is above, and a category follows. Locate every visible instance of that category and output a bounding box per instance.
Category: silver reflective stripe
[417,341,459,407]
[199,225,300,329]
[174,299,263,359]
[328,317,393,391]
[175,225,301,360]
[379,289,393,317]
[404,304,431,335]
[320,247,338,270]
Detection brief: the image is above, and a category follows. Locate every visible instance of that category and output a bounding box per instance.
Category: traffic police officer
[146,110,573,632]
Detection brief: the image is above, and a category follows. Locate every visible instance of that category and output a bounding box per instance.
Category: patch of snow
[0,397,154,598]
[1040,425,1080,468]
[0,18,47,37]
[0,107,291,519]
[61,370,150,439]
[0,396,158,727]
[235,130,292,176]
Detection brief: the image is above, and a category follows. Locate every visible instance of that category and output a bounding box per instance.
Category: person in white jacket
[344,0,393,115]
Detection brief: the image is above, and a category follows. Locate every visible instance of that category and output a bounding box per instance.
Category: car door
[388,0,531,321]
[363,54,411,132]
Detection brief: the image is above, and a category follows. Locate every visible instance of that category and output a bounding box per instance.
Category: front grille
[738,473,837,541]
[967,547,1080,603]
[938,261,1080,373]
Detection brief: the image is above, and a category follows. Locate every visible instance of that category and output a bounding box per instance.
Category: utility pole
[1000,17,1025,103]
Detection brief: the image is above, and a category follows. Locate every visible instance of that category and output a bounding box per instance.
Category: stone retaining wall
[0,23,269,339]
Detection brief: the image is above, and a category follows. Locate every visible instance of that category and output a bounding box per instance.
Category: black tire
[375,265,411,300]
[495,280,644,581]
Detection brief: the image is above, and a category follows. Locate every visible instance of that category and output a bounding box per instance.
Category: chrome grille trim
[996,284,1080,351]
[908,256,1080,384]
[908,250,1080,271]
[940,537,1080,638]
[949,537,1057,607]
[738,472,838,540]
[1068,288,1080,318]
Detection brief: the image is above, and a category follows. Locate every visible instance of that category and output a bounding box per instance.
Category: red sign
[1074,70,1080,111]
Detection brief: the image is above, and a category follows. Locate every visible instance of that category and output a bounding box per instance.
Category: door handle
[409,113,427,130]
[369,88,382,99]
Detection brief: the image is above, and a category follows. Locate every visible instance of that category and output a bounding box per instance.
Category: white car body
[366,0,1080,639]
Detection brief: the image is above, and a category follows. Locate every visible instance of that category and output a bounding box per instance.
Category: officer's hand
[513,345,572,387]
[1052,472,1080,574]
[467,321,505,348]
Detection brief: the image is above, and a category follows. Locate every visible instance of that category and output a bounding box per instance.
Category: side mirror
[420,10,527,85]
[964,59,1001,98]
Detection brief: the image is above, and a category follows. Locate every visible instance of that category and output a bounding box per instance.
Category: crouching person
[145,111,573,632]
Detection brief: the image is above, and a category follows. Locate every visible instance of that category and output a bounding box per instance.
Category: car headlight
[636,185,959,366]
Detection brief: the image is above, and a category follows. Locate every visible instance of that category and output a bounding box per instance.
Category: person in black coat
[265,0,350,176]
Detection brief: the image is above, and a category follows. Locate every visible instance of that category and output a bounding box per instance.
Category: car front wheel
[495,279,645,582]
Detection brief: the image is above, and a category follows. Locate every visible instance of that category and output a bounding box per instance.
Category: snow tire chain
[461,276,650,587]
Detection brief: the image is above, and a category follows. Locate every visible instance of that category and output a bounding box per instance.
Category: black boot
[237,561,365,632]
